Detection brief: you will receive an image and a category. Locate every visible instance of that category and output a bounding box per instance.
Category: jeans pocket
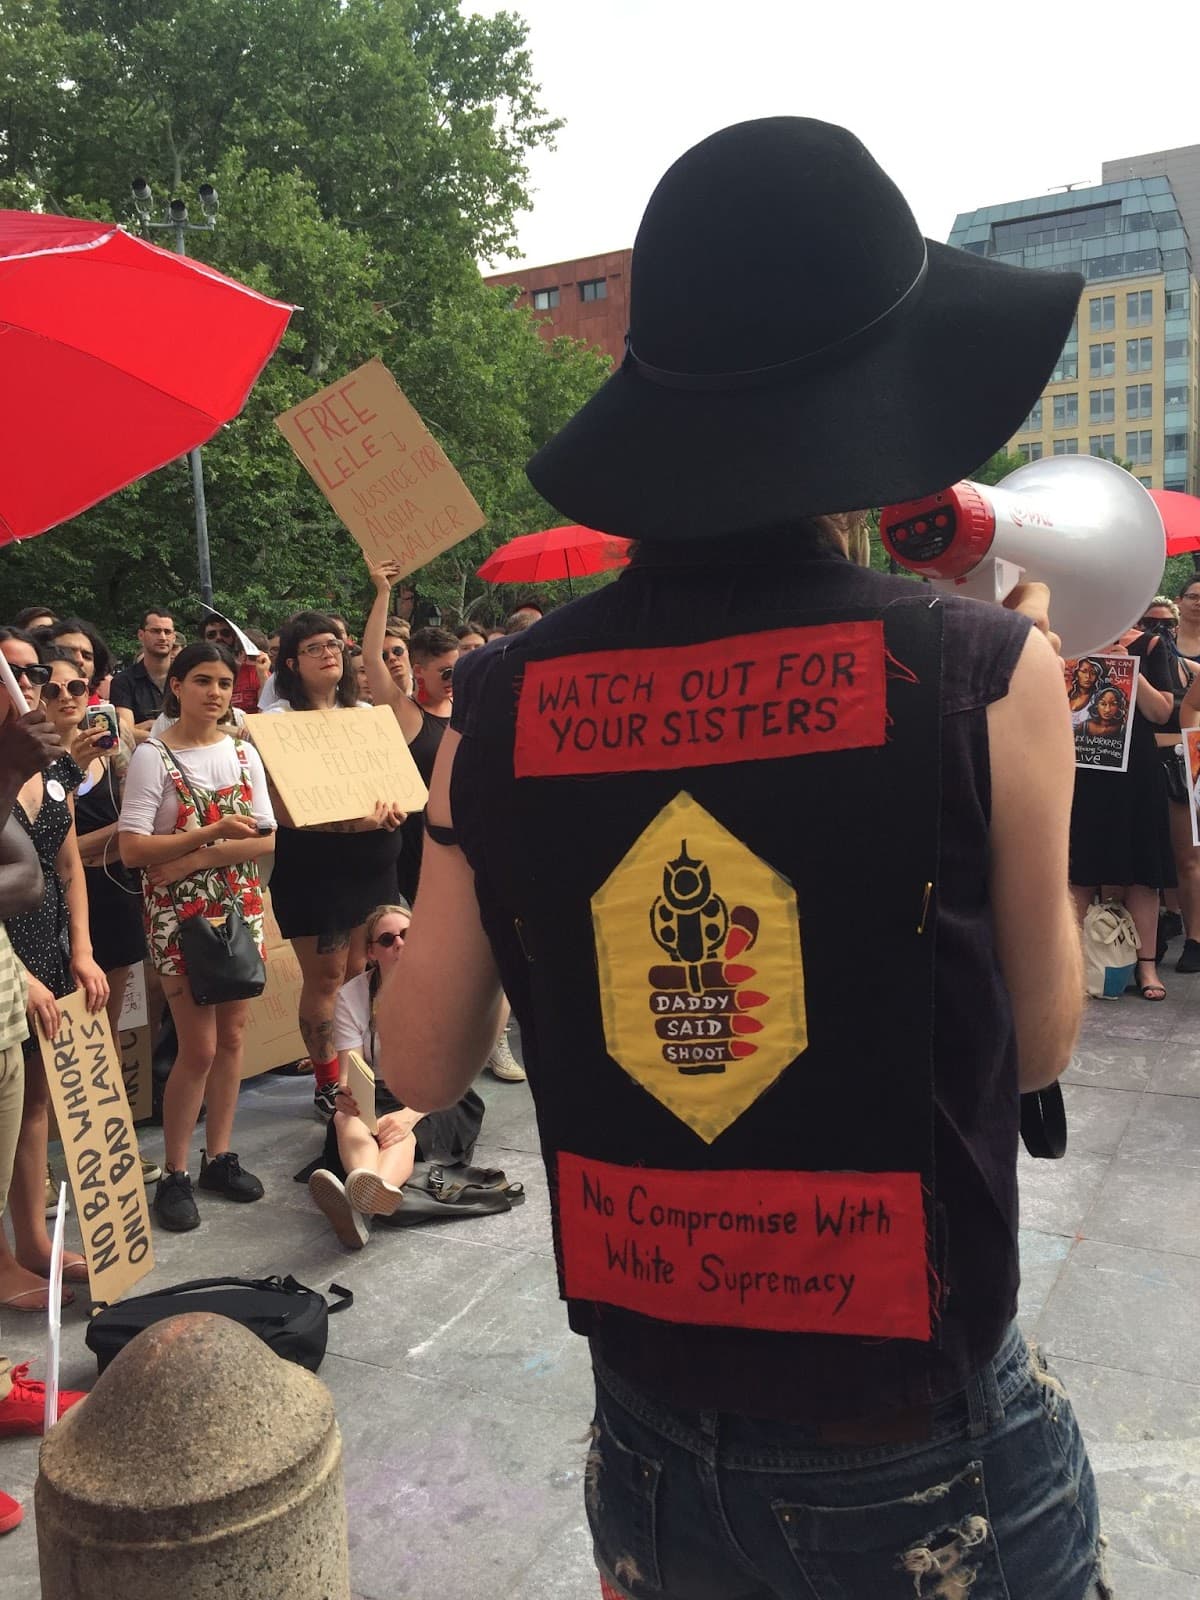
[586,1406,664,1595]
[772,1459,1012,1599]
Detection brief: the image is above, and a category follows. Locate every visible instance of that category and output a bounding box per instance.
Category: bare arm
[1133,646,1173,725]
[363,561,423,742]
[0,815,43,917]
[76,820,118,867]
[144,832,275,888]
[987,628,1082,1092]
[376,730,504,1109]
[120,814,257,867]
[59,802,108,1010]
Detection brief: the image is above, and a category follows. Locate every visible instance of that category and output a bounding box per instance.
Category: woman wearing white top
[119,643,276,1234]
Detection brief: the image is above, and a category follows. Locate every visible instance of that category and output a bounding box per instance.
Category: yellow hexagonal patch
[592,791,807,1143]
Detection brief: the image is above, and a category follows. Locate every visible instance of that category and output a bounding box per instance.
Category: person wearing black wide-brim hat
[379,120,1103,1598]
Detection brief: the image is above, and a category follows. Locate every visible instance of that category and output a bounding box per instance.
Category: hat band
[624,244,929,393]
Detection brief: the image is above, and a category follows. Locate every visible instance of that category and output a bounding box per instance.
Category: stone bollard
[36,1311,349,1599]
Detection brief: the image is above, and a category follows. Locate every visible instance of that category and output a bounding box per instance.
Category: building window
[1125,430,1153,464]
[1016,442,1044,462]
[1089,342,1115,378]
[1137,476,1153,487]
[1165,337,1188,360]
[1089,434,1116,458]
[1019,400,1043,432]
[1052,393,1078,428]
[578,278,607,302]
[1126,383,1153,420]
[1165,432,1189,454]
[1088,295,1115,332]
[531,287,560,311]
[1165,289,1189,314]
[1053,438,1079,455]
[1126,337,1152,373]
[1126,289,1154,325]
[1050,349,1079,382]
[1089,388,1115,423]
[1165,384,1188,410]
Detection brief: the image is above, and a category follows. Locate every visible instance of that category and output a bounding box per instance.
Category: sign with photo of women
[1062,653,1139,774]
[1184,729,1200,848]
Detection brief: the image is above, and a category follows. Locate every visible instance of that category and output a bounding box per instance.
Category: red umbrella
[1150,489,1200,556]
[0,211,293,542]
[477,524,630,586]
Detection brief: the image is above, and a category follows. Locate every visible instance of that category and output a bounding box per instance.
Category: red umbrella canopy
[1150,489,1200,556]
[477,524,630,584]
[0,211,293,543]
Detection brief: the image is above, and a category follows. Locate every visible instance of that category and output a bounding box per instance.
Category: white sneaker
[346,1167,405,1217]
[486,1034,526,1082]
[308,1169,368,1250]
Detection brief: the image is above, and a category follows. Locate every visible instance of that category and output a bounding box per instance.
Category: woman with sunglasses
[119,642,276,1232]
[261,612,405,1121]
[306,901,485,1246]
[0,632,108,1305]
[39,654,149,1052]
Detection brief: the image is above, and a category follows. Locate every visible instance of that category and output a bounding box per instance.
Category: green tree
[0,0,607,649]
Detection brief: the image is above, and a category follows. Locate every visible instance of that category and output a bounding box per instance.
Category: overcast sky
[477,0,1199,272]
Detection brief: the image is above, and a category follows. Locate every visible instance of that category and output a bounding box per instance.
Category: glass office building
[948,176,1199,492]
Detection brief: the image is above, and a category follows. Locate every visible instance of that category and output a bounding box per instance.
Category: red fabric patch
[558,1153,930,1341]
[514,623,886,778]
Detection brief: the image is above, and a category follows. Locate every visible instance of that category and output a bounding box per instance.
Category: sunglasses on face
[438,665,455,683]
[43,679,88,701]
[9,663,50,686]
[382,645,407,661]
[371,930,406,948]
[298,639,345,659]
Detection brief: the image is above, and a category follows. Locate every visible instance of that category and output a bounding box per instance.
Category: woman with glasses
[0,631,108,1306]
[306,901,485,1247]
[262,612,406,1121]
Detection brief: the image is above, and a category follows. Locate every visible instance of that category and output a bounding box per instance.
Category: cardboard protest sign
[345,1050,378,1133]
[275,359,485,578]
[240,926,306,1079]
[117,961,148,1033]
[1184,729,1200,848]
[250,705,428,826]
[1063,653,1139,773]
[118,1026,154,1124]
[39,994,155,1304]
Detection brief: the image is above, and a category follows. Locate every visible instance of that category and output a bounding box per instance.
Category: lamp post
[130,178,220,607]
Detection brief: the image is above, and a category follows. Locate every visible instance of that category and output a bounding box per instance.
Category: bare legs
[1071,883,1164,995]
[292,932,357,1073]
[161,979,249,1172]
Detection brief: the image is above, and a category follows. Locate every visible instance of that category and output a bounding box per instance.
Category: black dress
[7,757,84,998]
[396,706,449,903]
[1069,635,1177,890]
[73,761,147,971]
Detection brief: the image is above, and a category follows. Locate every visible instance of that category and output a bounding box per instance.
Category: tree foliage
[0,0,611,653]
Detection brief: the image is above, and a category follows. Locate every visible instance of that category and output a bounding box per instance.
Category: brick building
[483,248,632,365]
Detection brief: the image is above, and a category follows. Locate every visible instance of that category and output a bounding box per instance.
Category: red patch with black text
[514,624,886,778]
[557,1153,930,1340]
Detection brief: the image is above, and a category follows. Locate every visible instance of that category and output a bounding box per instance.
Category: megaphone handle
[0,652,30,717]
[931,555,1026,606]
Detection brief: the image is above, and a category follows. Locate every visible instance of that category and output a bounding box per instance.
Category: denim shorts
[586,1323,1111,1600]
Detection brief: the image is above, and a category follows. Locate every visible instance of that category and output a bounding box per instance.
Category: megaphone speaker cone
[881,456,1166,659]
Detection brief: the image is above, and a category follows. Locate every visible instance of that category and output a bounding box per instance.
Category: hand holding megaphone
[880,455,1166,659]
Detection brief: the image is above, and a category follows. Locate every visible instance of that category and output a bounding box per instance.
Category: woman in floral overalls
[119,643,276,1234]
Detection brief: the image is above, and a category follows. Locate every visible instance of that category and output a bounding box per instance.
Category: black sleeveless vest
[452,537,1028,1421]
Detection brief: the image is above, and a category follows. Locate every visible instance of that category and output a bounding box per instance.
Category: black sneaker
[197,1151,264,1203]
[154,1170,200,1232]
[313,1083,339,1123]
[1177,939,1200,974]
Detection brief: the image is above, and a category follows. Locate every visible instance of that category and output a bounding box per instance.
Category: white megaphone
[880,455,1166,658]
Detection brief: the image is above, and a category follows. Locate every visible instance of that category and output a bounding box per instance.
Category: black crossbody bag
[152,741,266,1006]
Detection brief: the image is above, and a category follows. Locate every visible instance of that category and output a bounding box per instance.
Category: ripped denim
[586,1323,1111,1600]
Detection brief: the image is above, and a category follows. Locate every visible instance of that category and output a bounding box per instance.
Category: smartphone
[86,702,120,749]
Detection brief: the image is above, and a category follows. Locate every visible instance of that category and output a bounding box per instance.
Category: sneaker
[0,1490,22,1536]
[154,1169,200,1232]
[308,1169,368,1250]
[197,1151,264,1203]
[0,1362,87,1438]
[140,1155,162,1185]
[1160,910,1184,943]
[346,1167,405,1218]
[1177,938,1200,974]
[313,1082,340,1123]
[486,1034,526,1082]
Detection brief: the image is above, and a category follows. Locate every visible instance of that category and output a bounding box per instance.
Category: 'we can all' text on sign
[275,359,485,578]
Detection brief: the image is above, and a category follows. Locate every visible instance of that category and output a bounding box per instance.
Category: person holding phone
[0,631,108,1295]
[119,642,276,1233]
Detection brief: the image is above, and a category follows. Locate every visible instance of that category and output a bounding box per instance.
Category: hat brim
[527,242,1082,538]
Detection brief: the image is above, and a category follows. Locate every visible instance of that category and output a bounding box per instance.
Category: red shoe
[0,1489,22,1535]
[0,1363,87,1437]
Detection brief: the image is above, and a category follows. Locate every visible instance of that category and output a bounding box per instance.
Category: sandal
[1132,961,1166,1001]
[0,1284,75,1313]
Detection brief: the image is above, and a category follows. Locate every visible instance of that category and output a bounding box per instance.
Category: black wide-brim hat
[527,118,1083,540]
